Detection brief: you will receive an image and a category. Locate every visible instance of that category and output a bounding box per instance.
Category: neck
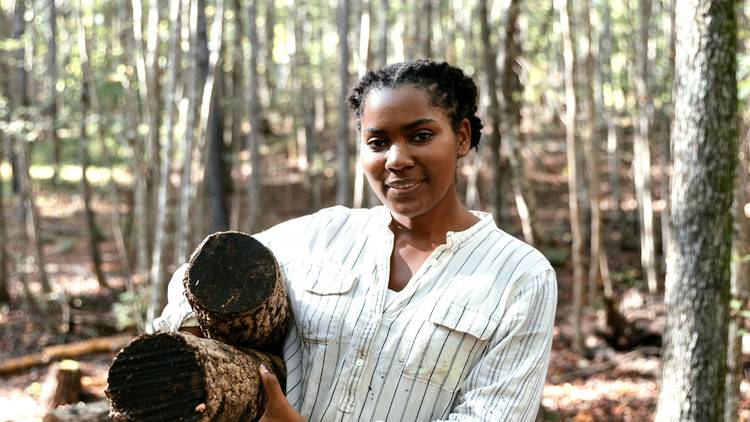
[388,190,478,244]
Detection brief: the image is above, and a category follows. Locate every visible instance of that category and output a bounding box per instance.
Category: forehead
[361,85,449,126]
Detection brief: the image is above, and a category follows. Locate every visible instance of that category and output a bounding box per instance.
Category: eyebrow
[364,118,437,134]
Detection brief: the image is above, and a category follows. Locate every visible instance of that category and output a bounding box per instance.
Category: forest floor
[1,138,749,421]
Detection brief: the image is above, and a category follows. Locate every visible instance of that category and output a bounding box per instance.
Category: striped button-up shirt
[153,206,557,421]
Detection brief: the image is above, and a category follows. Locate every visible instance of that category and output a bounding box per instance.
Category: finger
[259,364,283,401]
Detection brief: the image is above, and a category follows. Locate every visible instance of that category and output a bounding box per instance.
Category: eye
[366,138,388,151]
[412,131,433,143]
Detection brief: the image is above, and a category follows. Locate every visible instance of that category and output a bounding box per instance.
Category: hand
[258,364,304,422]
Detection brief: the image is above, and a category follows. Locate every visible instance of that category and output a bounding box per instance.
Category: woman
[153,59,557,421]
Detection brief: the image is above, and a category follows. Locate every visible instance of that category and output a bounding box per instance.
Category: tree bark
[0,135,9,303]
[40,360,82,411]
[600,0,622,225]
[336,0,351,206]
[556,0,585,355]
[47,0,60,185]
[654,0,737,419]
[107,332,285,422]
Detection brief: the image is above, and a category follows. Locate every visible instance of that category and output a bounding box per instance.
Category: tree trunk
[246,0,263,232]
[600,0,622,224]
[725,128,749,422]
[422,0,432,58]
[478,0,505,227]
[229,0,245,229]
[336,0,351,206]
[176,0,200,264]
[633,0,658,293]
[107,333,285,422]
[264,0,276,111]
[47,0,60,185]
[147,0,181,323]
[583,0,610,301]
[654,0,737,419]
[378,0,388,65]
[0,136,9,304]
[76,3,109,291]
[204,68,229,234]
[130,0,155,279]
[501,0,538,246]
[353,0,372,209]
[556,0,585,355]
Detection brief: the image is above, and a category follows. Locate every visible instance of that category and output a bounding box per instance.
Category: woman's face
[360,85,471,219]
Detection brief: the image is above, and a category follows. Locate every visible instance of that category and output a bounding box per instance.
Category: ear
[456,118,471,158]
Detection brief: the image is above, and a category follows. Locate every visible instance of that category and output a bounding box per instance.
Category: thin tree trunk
[0,137,9,303]
[336,0,351,206]
[205,68,229,234]
[130,0,155,279]
[353,0,372,209]
[147,0,181,323]
[246,0,263,232]
[264,0,276,111]
[76,1,109,291]
[583,0,610,301]
[633,0,658,293]
[378,0,388,65]
[175,0,199,263]
[501,0,538,246]
[478,0,505,227]
[47,0,60,186]
[13,0,51,295]
[654,0,737,419]
[556,0,585,355]
[229,0,245,230]
[600,0,622,224]
[659,0,676,274]
[422,0,432,58]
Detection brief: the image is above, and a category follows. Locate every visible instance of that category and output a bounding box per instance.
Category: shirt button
[355,358,365,367]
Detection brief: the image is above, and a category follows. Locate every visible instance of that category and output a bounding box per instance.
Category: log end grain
[105,334,206,422]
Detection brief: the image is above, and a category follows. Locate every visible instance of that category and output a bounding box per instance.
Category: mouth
[385,179,423,194]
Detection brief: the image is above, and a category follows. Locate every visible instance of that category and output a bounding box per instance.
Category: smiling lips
[385,179,424,193]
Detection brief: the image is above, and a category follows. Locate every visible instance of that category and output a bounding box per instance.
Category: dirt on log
[106,332,285,422]
[184,231,289,352]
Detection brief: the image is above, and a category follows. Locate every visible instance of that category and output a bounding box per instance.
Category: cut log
[42,400,112,422]
[183,231,289,352]
[40,360,82,411]
[106,332,285,422]
[0,335,132,375]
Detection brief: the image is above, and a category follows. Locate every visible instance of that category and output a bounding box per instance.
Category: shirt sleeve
[439,269,557,422]
[148,263,199,333]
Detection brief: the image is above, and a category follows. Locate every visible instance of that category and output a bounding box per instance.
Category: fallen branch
[0,334,132,375]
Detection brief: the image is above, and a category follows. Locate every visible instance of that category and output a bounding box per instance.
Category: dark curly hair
[348,59,484,149]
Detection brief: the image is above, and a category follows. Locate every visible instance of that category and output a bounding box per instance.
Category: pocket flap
[305,271,358,295]
[429,301,500,340]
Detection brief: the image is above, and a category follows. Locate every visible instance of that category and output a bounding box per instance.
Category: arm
[439,270,557,422]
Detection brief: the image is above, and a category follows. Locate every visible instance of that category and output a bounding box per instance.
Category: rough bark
[556,0,585,355]
[183,232,289,352]
[654,0,737,420]
[107,332,285,422]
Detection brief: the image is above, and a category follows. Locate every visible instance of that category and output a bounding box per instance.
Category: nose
[385,143,414,171]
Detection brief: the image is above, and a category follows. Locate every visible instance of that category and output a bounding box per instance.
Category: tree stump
[184,231,289,352]
[40,360,82,411]
[106,332,285,422]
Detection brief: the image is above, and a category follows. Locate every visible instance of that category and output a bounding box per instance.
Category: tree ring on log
[184,231,289,351]
[106,333,206,421]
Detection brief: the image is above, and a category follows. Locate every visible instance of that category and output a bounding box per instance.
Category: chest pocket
[401,300,500,392]
[296,268,359,345]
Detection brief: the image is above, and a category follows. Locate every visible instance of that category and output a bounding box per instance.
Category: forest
[0,0,748,420]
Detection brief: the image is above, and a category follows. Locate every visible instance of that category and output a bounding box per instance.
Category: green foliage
[112,288,148,332]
